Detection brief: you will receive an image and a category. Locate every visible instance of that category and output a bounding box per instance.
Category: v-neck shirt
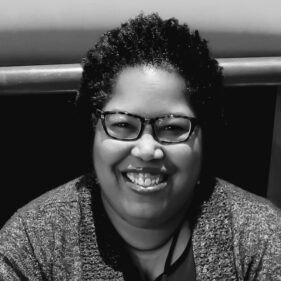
[153,236,196,281]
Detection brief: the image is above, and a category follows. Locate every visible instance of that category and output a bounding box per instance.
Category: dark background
[0,85,277,227]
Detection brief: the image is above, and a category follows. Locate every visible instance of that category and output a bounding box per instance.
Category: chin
[122,201,176,227]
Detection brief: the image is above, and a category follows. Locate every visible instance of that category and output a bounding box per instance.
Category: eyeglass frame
[95,109,199,144]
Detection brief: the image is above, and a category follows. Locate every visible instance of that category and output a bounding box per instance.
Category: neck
[101,194,192,281]
[101,193,188,251]
[129,220,191,281]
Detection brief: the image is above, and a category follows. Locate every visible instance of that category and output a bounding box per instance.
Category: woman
[0,13,280,281]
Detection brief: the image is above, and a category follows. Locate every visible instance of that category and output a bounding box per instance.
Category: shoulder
[0,175,94,279]
[195,179,281,279]
[215,179,281,275]
[1,174,93,235]
[215,178,281,231]
[19,176,81,218]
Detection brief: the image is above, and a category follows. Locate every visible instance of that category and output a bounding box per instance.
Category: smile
[122,171,168,194]
[126,172,165,187]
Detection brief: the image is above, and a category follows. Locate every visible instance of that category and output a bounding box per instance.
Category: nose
[131,131,164,161]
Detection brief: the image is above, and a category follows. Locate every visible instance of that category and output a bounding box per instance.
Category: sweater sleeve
[218,180,281,281]
[230,192,281,281]
[254,228,281,280]
[0,213,45,281]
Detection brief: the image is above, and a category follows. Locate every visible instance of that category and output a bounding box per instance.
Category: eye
[112,122,132,128]
[107,120,140,139]
[108,121,138,133]
[155,117,192,141]
[162,124,186,132]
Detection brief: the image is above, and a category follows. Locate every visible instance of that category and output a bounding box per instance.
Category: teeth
[144,178,151,186]
[126,172,164,187]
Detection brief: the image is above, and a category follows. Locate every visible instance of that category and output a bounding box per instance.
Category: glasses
[96,109,198,144]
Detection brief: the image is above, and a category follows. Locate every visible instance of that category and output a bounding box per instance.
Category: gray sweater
[0,174,280,280]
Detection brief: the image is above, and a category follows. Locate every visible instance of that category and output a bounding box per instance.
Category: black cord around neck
[161,216,190,281]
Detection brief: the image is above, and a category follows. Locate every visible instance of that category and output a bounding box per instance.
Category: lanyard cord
[161,217,190,281]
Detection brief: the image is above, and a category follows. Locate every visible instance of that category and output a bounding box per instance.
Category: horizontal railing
[1,57,281,94]
[0,64,81,95]
[220,57,281,86]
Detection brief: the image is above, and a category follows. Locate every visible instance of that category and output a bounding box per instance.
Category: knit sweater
[0,174,280,280]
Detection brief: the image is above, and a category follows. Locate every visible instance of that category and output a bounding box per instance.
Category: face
[93,66,202,228]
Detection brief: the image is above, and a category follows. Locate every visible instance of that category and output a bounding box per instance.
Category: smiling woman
[0,13,281,281]
[94,66,201,233]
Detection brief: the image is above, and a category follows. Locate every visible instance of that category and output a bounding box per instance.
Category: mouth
[125,172,165,186]
[121,171,168,193]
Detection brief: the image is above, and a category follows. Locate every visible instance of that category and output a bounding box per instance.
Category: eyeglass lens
[155,117,191,142]
[105,113,141,139]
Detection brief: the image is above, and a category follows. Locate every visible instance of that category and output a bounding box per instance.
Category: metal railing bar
[220,57,281,86]
[0,64,81,95]
[1,57,281,95]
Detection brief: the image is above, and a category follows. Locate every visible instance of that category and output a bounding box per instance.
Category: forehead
[103,66,195,117]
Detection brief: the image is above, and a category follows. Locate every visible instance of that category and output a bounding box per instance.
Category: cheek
[169,136,202,184]
[93,129,129,175]
[178,145,201,169]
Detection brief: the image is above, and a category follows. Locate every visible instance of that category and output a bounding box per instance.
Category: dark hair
[76,13,224,175]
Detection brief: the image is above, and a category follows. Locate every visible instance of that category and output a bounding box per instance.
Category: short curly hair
[76,13,224,175]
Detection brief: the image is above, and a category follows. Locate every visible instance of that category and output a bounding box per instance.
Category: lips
[121,165,169,193]
[126,172,165,187]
